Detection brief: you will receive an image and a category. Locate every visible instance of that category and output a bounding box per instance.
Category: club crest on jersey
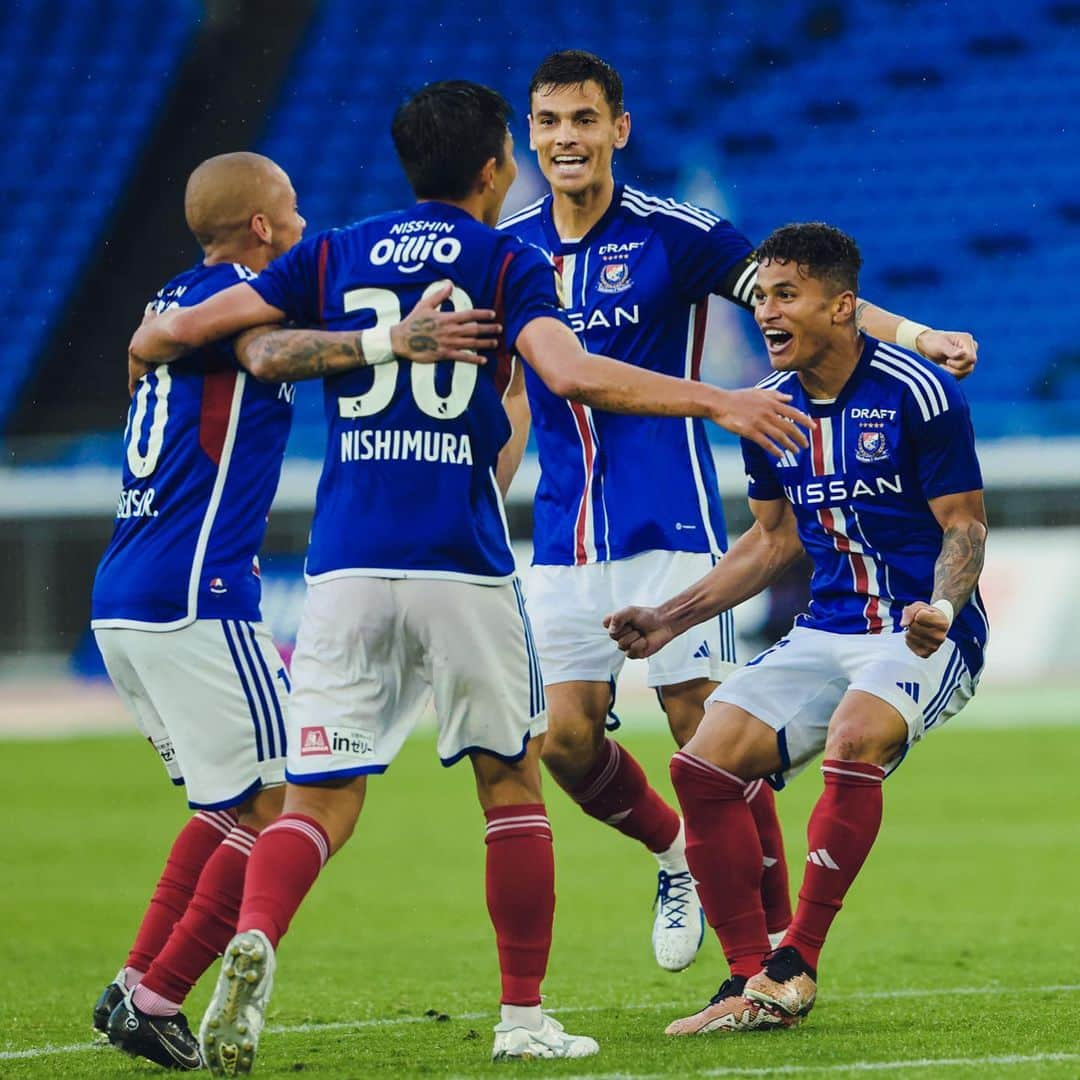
[597,261,632,293]
[856,430,889,463]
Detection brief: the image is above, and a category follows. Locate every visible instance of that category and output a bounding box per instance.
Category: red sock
[784,759,885,970]
[135,825,257,1010]
[570,739,680,854]
[237,814,330,948]
[746,780,793,934]
[484,804,554,1006]
[670,752,769,978]
[125,810,236,973]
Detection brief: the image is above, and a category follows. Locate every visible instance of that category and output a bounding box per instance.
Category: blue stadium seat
[254,0,1078,441]
[0,0,199,426]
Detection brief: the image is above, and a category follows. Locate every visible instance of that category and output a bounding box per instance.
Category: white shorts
[707,625,977,787]
[285,576,546,782]
[95,620,288,809]
[528,550,736,689]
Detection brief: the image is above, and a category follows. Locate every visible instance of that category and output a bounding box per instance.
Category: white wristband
[931,598,955,627]
[359,324,395,366]
[896,319,932,355]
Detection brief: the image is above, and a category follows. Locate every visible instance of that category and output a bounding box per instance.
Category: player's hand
[900,601,950,658]
[603,606,676,660]
[917,330,978,380]
[128,305,157,396]
[710,388,814,457]
[390,280,501,364]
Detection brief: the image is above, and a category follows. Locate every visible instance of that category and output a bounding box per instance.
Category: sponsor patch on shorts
[152,737,177,764]
[299,724,375,759]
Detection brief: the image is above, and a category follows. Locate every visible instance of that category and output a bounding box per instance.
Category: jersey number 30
[337,283,478,421]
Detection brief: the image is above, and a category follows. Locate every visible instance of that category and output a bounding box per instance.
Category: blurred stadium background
[1,0,1078,731]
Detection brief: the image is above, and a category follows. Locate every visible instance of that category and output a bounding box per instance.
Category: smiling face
[752,258,856,372]
[528,79,629,198]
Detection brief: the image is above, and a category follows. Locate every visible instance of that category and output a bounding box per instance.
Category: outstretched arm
[605,497,804,659]
[233,283,499,382]
[901,488,988,658]
[516,316,813,458]
[854,299,978,379]
[717,255,978,379]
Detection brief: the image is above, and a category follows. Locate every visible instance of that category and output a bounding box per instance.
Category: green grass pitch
[1,692,1078,1078]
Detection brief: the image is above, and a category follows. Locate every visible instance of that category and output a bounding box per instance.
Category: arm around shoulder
[130,283,285,364]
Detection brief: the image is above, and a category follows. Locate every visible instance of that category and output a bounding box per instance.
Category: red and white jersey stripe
[555,251,606,565]
[809,415,889,633]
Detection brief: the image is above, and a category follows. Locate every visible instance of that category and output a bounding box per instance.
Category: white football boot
[653,866,705,971]
[492,1011,599,1060]
[200,929,276,1076]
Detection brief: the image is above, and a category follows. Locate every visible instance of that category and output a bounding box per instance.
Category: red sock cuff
[220,824,258,855]
[262,813,331,865]
[193,809,239,838]
[821,759,886,786]
[670,751,748,798]
[484,804,551,843]
[569,741,618,803]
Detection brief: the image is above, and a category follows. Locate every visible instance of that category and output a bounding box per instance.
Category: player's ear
[614,109,631,150]
[833,290,856,325]
[527,113,537,151]
[249,212,272,245]
[478,156,498,193]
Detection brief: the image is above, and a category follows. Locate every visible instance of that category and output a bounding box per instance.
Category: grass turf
[1,697,1077,1078]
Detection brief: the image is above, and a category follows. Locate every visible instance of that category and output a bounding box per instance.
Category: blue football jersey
[742,336,989,677]
[249,201,566,583]
[499,183,755,566]
[91,262,294,629]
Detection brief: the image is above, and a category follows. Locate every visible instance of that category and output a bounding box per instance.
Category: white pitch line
[546,1053,1080,1080]
[3,984,1079,1062]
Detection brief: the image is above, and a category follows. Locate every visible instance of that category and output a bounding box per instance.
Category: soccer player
[499,49,980,972]
[92,151,498,1071]
[605,223,988,1034]
[126,81,813,1072]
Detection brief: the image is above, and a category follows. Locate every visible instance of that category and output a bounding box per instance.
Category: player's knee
[824,716,904,766]
[539,723,604,785]
[235,783,286,832]
[681,706,775,780]
[283,776,367,856]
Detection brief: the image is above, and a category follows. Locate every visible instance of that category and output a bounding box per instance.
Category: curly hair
[755,222,862,294]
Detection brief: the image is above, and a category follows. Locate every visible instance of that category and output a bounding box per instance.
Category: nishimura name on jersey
[340,428,474,465]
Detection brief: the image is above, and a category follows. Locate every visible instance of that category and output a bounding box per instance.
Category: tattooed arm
[901,489,988,658]
[235,282,500,382]
[853,299,978,380]
[236,324,371,382]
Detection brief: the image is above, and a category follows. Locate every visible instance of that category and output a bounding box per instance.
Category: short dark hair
[755,222,862,295]
[529,49,624,116]
[392,80,512,201]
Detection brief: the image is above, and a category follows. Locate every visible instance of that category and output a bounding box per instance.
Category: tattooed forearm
[932,520,987,610]
[854,300,869,330]
[239,329,367,383]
